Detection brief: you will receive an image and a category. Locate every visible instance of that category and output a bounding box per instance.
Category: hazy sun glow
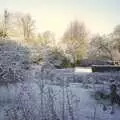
[0,0,120,39]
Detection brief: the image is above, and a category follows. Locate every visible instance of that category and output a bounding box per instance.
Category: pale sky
[0,0,120,38]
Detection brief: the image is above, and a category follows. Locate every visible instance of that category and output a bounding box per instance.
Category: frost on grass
[0,68,120,120]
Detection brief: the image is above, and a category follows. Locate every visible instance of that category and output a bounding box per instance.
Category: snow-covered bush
[75,72,120,84]
[0,66,120,119]
[46,47,71,68]
[0,39,30,83]
[31,46,71,68]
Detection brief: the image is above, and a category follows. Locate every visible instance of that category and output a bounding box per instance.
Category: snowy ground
[75,67,92,73]
[0,66,120,120]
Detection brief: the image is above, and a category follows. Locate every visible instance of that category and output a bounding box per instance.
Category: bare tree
[62,20,88,66]
[112,25,120,53]
[38,31,56,47]
[88,34,120,61]
[15,13,35,41]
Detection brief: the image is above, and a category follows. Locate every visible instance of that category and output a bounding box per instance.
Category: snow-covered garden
[0,2,120,119]
[0,39,120,120]
[0,65,120,120]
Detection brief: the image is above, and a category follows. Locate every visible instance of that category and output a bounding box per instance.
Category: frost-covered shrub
[32,46,71,68]
[0,39,30,83]
[0,80,81,120]
[75,72,120,84]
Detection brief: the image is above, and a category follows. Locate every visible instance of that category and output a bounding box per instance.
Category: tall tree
[3,10,9,37]
[15,13,35,41]
[112,25,120,52]
[42,31,55,47]
[88,34,120,61]
[0,9,10,38]
[37,31,55,47]
[88,35,114,60]
[62,20,88,65]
